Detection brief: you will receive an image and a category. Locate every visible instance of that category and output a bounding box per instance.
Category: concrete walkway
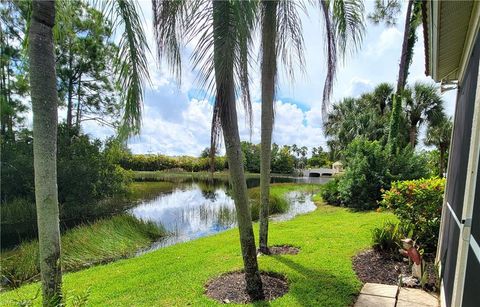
[354,283,439,307]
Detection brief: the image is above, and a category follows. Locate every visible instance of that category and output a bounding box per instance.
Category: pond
[131,177,324,253]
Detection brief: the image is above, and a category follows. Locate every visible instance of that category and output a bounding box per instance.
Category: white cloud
[78,0,457,156]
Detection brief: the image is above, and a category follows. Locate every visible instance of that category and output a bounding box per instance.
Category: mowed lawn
[1,190,394,306]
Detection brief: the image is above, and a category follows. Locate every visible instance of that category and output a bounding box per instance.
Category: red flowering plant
[379,178,446,253]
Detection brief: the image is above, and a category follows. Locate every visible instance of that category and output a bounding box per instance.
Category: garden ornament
[399,238,422,279]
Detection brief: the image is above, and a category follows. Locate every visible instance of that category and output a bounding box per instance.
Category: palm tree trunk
[259,0,278,254]
[396,0,414,94]
[212,0,263,300]
[66,48,74,129]
[29,1,62,305]
[409,125,417,147]
[439,145,445,177]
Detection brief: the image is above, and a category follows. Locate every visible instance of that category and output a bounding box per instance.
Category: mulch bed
[205,271,289,304]
[261,245,300,255]
[352,249,438,292]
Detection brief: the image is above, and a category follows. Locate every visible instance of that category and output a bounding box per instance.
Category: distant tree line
[119,142,332,175]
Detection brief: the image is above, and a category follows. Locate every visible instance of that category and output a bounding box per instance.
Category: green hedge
[120,154,227,172]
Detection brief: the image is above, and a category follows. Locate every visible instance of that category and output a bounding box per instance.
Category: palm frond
[208,0,257,164]
[101,0,151,139]
[332,0,365,56]
[319,0,337,120]
[276,0,306,81]
[319,0,365,120]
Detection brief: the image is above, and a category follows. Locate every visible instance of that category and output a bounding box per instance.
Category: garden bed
[353,249,438,292]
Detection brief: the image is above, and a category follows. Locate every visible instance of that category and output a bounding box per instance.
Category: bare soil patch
[352,249,438,292]
[260,245,300,255]
[205,271,288,304]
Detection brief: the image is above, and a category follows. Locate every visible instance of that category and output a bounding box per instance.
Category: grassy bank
[1,184,393,306]
[1,215,165,288]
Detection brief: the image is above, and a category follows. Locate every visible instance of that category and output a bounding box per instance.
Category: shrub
[337,139,387,210]
[321,178,341,206]
[322,138,429,210]
[380,177,445,252]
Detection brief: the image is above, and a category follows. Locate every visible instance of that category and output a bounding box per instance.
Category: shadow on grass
[272,255,359,307]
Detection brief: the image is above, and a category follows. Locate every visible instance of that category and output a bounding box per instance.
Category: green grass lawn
[1,185,394,306]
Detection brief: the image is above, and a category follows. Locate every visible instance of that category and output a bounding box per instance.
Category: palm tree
[258,0,364,252]
[152,0,264,299]
[404,82,445,147]
[425,116,452,177]
[258,0,279,255]
[27,0,149,304]
[369,0,423,151]
[29,1,62,304]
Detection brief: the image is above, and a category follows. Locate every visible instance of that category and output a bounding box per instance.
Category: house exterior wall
[439,29,480,307]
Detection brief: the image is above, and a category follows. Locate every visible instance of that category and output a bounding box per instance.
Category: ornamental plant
[380,177,445,252]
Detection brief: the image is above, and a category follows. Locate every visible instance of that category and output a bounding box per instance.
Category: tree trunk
[66,48,74,129]
[439,145,446,177]
[29,1,63,305]
[212,0,263,300]
[409,125,417,147]
[75,73,82,129]
[396,0,414,95]
[259,0,278,254]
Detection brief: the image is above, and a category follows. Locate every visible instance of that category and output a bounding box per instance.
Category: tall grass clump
[248,187,289,220]
[1,215,165,288]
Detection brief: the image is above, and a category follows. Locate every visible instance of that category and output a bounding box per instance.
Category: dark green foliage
[271,143,295,174]
[307,146,332,168]
[56,125,132,208]
[337,139,388,210]
[241,141,260,173]
[380,178,445,252]
[120,154,228,172]
[322,137,428,210]
[0,130,35,203]
[387,94,402,154]
[321,178,341,205]
[1,126,132,245]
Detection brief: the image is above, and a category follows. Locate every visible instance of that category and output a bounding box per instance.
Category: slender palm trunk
[212,0,263,300]
[259,0,278,254]
[66,48,74,129]
[409,125,417,147]
[396,0,414,95]
[439,145,446,177]
[29,1,62,305]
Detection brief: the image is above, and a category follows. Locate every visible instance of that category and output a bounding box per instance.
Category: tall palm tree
[152,0,264,299]
[369,0,423,151]
[27,0,150,304]
[404,82,445,147]
[261,1,364,251]
[258,0,279,255]
[29,1,62,304]
[425,116,452,177]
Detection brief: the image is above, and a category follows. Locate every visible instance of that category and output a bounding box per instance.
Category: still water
[130,177,326,252]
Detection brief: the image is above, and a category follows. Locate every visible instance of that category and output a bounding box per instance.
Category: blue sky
[80,1,457,156]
